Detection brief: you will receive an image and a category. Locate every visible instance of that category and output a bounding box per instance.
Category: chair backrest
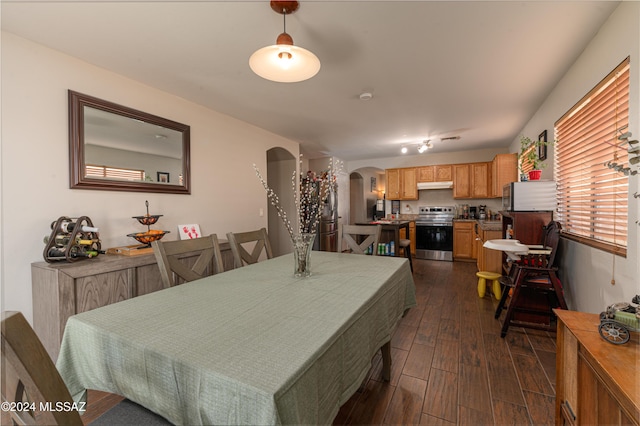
[152,234,224,288]
[1,311,83,426]
[226,228,274,268]
[338,224,382,255]
[541,220,562,267]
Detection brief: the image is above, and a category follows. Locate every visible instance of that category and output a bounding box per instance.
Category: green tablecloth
[57,251,416,425]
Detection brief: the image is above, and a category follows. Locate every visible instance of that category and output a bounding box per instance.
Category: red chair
[494,221,568,337]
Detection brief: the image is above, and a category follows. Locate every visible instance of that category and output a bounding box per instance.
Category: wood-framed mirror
[69,90,191,194]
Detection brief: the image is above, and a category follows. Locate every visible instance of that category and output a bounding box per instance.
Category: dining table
[56,251,416,425]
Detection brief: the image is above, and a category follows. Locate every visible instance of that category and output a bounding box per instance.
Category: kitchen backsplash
[385,189,502,218]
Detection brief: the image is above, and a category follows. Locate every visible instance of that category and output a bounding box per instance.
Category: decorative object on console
[178,224,201,240]
[44,216,101,263]
[598,295,640,345]
[254,159,339,277]
[127,200,169,248]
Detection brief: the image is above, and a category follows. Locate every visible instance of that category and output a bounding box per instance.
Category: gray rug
[91,399,173,425]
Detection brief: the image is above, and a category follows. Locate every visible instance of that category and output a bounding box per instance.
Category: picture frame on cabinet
[157,171,170,183]
[178,224,201,240]
[538,130,548,161]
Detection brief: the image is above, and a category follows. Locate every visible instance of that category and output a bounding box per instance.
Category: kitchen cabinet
[471,162,491,198]
[453,221,476,260]
[555,310,639,425]
[474,222,502,273]
[385,167,418,200]
[453,164,471,198]
[501,211,553,245]
[491,153,518,197]
[386,168,401,199]
[436,165,453,181]
[409,221,416,254]
[399,220,416,255]
[417,166,434,182]
[453,162,491,199]
[32,245,235,362]
[417,165,453,182]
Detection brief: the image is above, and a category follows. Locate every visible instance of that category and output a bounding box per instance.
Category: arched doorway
[350,167,385,224]
[267,147,296,256]
[349,173,364,224]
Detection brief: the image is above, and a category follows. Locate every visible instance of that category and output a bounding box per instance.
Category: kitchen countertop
[453,218,503,231]
[362,220,411,226]
[477,220,503,231]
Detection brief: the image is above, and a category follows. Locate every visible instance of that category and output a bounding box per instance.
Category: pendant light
[249,1,320,83]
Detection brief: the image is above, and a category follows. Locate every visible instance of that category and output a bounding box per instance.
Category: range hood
[417,181,454,190]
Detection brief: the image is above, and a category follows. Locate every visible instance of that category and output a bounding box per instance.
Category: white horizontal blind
[554,58,629,254]
[86,164,145,181]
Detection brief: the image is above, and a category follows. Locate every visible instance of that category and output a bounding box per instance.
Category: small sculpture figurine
[598,295,640,344]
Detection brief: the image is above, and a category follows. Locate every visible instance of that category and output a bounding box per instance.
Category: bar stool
[476,271,502,299]
[399,239,413,272]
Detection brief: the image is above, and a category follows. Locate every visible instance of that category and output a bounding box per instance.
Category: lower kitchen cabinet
[453,221,476,260]
[474,223,502,273]
[555,310,639,425]
[32,243,235,362]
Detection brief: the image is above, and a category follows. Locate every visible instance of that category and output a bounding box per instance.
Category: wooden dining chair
[0,311,171,426]
[338,224,382,255]
[494,221,568,337]
[226,228,274,268]
[152,234,225,288]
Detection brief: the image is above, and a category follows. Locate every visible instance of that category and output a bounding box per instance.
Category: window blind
[86,164,146,181]
[554,57,629,255]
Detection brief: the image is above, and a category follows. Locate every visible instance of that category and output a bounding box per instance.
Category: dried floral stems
[253,159,339,239]
[254,166,296,240]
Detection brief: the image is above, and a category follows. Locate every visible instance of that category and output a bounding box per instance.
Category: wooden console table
[32,241,234,362]
[555,309,639,425]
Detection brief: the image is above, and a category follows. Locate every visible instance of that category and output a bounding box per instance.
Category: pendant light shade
[250,1,320,83]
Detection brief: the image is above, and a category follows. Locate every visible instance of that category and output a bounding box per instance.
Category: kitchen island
[356,220,410,257]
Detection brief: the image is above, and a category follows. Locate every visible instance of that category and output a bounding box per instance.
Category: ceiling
[1,1,619,161]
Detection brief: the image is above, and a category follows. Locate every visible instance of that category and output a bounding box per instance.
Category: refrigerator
[312,183,338,252]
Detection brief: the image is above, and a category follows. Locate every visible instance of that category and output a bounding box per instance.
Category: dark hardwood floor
[83,258,557,425]
[334,258,557,426]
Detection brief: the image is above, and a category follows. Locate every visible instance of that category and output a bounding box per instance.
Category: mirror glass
[69,90,190,194]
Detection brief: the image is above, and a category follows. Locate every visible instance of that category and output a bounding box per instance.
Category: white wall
[0,32,299,323]
[509,2,640,313]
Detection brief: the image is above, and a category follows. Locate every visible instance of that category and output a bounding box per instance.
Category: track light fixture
[417,140,432,154]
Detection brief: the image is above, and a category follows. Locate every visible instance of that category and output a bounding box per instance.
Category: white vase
[292,233,316,277]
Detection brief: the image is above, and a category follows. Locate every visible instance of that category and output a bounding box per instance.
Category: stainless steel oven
[415,206,454,261]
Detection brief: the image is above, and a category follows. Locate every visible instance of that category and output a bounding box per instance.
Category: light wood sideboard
[32,242,235,362]
[555,309,639,425]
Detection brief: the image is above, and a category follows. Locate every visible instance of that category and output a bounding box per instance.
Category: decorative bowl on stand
[127,230,169,247]
[132,214,162,226]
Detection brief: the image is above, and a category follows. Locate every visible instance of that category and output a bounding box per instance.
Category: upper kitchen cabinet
[472,162,491,198]
[385,167,418,200]
[491,153,518,197]
[453,162,490,199]
[417,165,452,182]
[453,164,471,198]
[417,166,434,183]
[386,169,400,199]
